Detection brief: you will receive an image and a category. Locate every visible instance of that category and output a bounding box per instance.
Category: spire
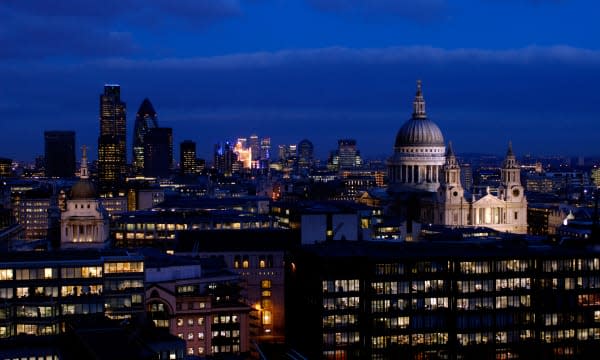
[80,145,89,179]
[445,141,457,167]
[446,141,455,157]
[412,80,427,119]
[506,141,514,157]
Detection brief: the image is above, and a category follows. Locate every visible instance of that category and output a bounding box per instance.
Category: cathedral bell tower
[500,141,524,202]
[436,142,468,226]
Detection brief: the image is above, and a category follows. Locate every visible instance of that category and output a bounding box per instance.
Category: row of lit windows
[177,317,205,327]
[323,314,358,328]
[2,268,57,281]
[373,316,410,329]
[233,255,274,269]
[543,259,600,272]
[0,265,140,280]
[16,324,57,336]
[104,279,144,291]
[15,306,56,318]
[323,331,360,345]
[323,296,360,310]
[61,266,102,279]
[104,262,143,274]
[323,279,360,293]
[61,303,103,315]
[179,331,206,340]
[104,294,143,309]
[212,315,240,324]
[186,347,205,356]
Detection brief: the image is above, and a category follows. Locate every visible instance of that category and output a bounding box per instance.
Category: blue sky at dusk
[1,0,600,162]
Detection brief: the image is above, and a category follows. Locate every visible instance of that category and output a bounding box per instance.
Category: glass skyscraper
[132,98,158,176]
[98,84,127,187]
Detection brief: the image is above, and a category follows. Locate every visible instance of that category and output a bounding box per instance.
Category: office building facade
[287,240,600,360]
[180,140,197,176]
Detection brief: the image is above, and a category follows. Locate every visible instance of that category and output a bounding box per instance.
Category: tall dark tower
[44,130,76,178]
[144,127,173,178]
[98,84,127,187]
[180,140,197,176]
[297,139,314,170]
[132,98,158,176]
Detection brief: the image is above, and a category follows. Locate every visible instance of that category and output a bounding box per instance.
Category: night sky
[1,0,599,163]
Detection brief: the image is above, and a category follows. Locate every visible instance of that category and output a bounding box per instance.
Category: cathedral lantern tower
[387,80,446,193]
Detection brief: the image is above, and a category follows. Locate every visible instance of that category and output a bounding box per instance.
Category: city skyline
[2,1,600,162]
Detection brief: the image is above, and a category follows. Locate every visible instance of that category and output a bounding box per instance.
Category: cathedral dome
[71,180,96,199]
[394,118,444,148]
[394,80,444,148]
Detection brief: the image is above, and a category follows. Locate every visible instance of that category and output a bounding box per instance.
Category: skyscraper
[249,134,260,165]
[98,84,127,187]
[44,130,75,178]
[214,142,236,176]
[297,139,314,170]
[337,139,362,170]
[260,137,271,169]
[132,98,158,175]
[180,140,197,175]
[144,127,173,178]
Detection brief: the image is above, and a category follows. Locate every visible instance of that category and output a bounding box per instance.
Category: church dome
[394,80,444,148]
[395,118,444,147]
[71,180,96,199]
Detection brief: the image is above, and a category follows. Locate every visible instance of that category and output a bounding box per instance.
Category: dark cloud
[306,0,447,22]
[0,0,242,20]
[0,0,243,59]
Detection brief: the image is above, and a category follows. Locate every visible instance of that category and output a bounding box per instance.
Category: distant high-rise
[214,142,236,176]
[180,140,197,175]
[98,84,127,186]
[132,98,158,175]
[144,128,173,178]
[0,158,12,178]
[249,134,260,165]
[44,131,76,178]
[297,139,314,169]
[260,137,271,169]
[337,139,362,170]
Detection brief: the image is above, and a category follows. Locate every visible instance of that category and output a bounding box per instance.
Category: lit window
[188,318,194,326]
[177,318,183,326]
[261,280,271,289]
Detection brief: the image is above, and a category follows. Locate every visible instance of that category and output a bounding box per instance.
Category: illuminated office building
[98,84,127,187]
[180,140,197,175]
[0,250,145,339]
[0,158,12,178]
[287,239,600,360]
[145,251,251,358]
[132,98,158,176]
[44,131,75,178]
[14,187,52,240]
